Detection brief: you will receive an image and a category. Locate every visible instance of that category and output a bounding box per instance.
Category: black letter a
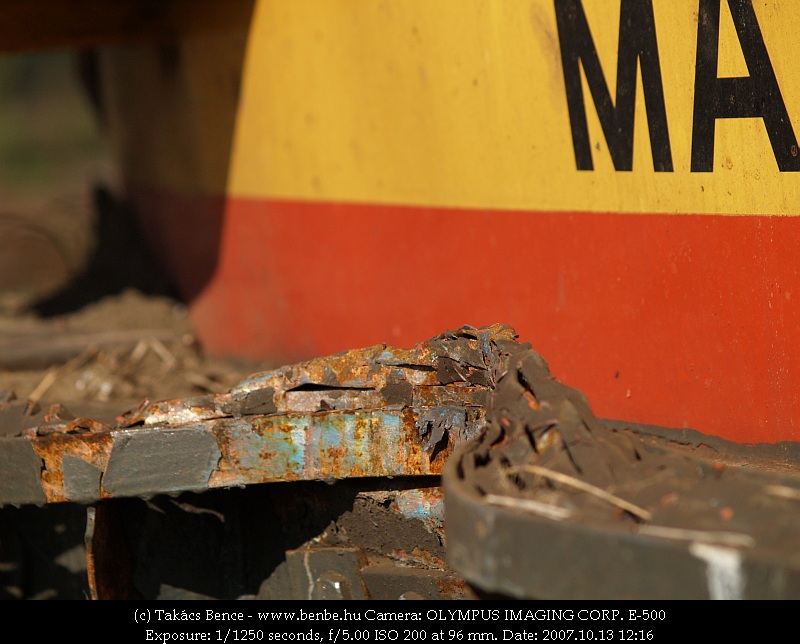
[691,0,800,171]
[555,0,673,171]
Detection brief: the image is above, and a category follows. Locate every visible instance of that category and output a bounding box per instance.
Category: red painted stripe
[156,196,799,444]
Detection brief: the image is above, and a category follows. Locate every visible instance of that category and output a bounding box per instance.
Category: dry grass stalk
[509,463,653,522]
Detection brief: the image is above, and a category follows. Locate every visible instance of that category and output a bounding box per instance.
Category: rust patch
[30,432,113,503]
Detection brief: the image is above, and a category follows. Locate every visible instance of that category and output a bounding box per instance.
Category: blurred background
[0,49,118,314]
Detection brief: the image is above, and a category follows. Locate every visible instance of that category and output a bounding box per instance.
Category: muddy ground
[0,286,270,422]
[0,190,272,422]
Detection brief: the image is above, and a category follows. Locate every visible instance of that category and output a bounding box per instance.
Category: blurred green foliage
[0,50,108,198]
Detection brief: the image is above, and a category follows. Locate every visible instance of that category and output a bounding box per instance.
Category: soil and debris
[466,346,800,535]
[0,288,269,422]
[444,337,800,599]
[0,184,274,423]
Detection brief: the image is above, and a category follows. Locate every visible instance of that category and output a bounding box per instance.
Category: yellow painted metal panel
[228,0,800,215]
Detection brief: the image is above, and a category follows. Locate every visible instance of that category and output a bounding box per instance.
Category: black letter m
[555,0,673,171]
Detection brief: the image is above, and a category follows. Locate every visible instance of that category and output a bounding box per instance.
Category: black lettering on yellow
[555,0,672,171]
[691,0,799,171]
